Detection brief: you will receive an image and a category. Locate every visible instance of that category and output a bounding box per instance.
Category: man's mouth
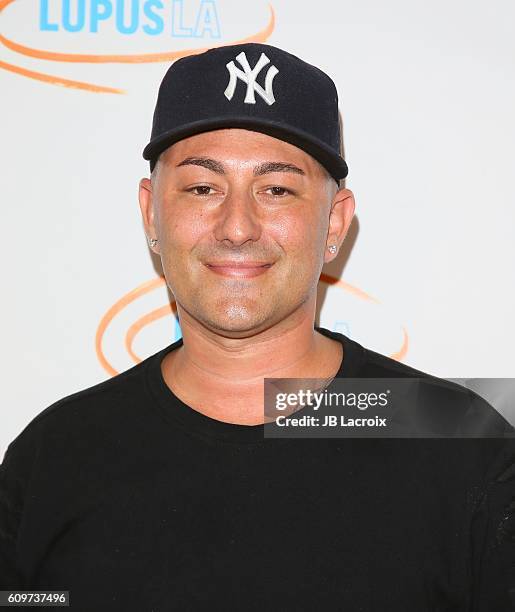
[204,261,274,278]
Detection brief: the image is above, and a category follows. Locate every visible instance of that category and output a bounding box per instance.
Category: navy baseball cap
[142,43,348,182]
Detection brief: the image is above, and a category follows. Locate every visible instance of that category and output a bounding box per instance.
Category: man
[1,43,514,611]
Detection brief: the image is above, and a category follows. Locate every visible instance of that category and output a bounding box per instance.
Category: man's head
[139,43,354,338]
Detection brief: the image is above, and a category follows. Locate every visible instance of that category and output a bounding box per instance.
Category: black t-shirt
[1,327,514,611]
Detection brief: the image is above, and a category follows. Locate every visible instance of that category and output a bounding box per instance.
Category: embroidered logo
[224,51,279,106]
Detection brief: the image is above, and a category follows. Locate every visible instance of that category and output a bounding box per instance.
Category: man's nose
[213,188,262,246]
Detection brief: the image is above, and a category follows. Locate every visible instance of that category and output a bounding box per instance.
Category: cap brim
[142,117,348,181]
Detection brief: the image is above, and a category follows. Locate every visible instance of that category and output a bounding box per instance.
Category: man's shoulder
[34,355,152,425]
[3,348,164,464]
[356,340,514,437]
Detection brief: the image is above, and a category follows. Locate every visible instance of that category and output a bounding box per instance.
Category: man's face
[139,128,353,337]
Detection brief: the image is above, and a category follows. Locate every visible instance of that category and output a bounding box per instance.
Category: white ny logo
[224,51,279,106]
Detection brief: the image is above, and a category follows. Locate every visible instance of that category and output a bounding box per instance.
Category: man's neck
[160,304,343,425]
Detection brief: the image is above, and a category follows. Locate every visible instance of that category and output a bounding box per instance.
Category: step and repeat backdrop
[2,0,514,454]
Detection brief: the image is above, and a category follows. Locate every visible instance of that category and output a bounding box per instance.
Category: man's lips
[204,261,274,278]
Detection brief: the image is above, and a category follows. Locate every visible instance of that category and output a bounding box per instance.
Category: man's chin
[196,309,276,338]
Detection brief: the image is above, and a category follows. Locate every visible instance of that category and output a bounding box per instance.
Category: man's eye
[189,185,215,196]
[265,186,291,197]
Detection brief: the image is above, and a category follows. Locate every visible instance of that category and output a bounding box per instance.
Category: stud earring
[148,237,158,248]
[328,245,337,254]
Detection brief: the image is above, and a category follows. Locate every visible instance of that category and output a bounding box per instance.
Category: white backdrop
[2,0,514,456]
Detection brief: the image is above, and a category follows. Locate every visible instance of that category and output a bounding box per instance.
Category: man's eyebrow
[176,157,225,174]
[253,161,305,176]
[175,157,306,177]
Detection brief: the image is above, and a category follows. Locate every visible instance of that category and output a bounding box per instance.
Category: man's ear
[138,177,160,254]
[324,188,355,263]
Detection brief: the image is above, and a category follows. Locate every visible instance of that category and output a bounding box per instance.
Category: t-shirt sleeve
[0,423,44,589]
[470,439,515,610]
[0,445,25,587]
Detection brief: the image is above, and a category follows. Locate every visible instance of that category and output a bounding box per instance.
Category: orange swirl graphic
[96,274,409,376]
[0,1,276,92]
[125,303,176,364]
[95,276,165,375]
